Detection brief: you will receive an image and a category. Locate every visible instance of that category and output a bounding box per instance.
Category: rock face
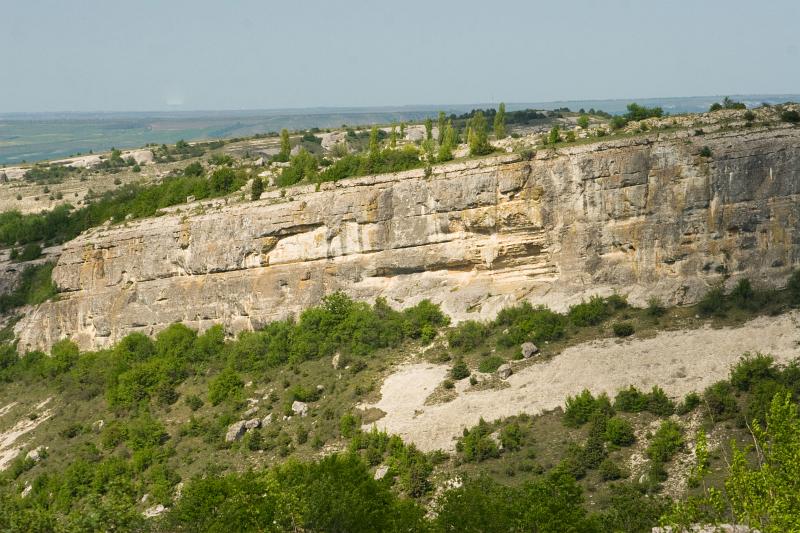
[14,127,800,351]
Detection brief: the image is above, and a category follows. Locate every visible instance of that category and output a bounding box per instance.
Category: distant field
[2,95,797,165]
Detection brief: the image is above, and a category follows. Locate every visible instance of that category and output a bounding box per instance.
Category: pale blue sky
[1,0,798,112]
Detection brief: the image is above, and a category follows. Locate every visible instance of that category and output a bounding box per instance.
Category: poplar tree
[390,124,397,149]
[369,126,380,154]
[425,118,433,141]
[437,111,446,144]
[438,121,455,162]
[468,111,492,156]
[494,103,507,139]
[279,129,291,160]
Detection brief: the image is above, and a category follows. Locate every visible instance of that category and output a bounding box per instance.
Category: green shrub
[0,262,58,313]
[746,380,789,425]
[495,302,566,346]
[729,278,756,310]
[730,353,777,392]
[208,367,244,406]
[499,422,525,451]
[450,358,470,380]
[604,417,635,446]
[185,394,204,411]
[781,110,800,123]
[646,420,683,463]
[614,386,648,412]
[447,321,488,351]
[613,322,635,337]
[676,392,701,415]
[599,458,627,481]
[699,146,712,158]
[645,386,675,416]
[698,285,726,316]
[457,418,499,462]
[568,296,610,326]
[564,390,613,427]
[478,355,505,374]
[703,380,739,420]
[339,413,361,438]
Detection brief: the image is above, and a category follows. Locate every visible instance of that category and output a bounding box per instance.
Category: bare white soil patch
[363,313,800,451]
[0,397,53,469]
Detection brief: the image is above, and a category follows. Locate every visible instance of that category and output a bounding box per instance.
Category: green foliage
[183,161,204,177]
[185,394,204,411]
[577,115,590,129]
[316,145,422,183]
[499,421,525,451]
[564,389,613,427]
[703,380,739,421]
[547,126,561,144]
[478,355,505,374]
[568,295,610,326]
[495,301,566,347]
[599,458,627,481]
[277,148,318,186]
[438,121,455,162]
[457,418,500,462]
[435,471,595,532]
[646,386,676,416]
[625,103,664,121]
[604,417,636,446]
[279,128,291,160]
[447,320,488,351]
[781,109,800,123]
[250,176,264,200]
[494,102,506,139]
[0,262,58,313]
[613,321,635,337]
[614,385,648,412]
[208,367,244,406]
[730,353,777,391]
[450,357,470,380]
[339,412,361,438]
[676,391,701,415]
[468,111,493,156]
[698,285,727,316]
[647,296,666,317]
[598,482,670,533]
[10,242,42,262]
[647,419,683,464]
[699,146,713,157]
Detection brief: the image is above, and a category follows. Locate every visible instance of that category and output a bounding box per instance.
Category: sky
[1,0,798,113]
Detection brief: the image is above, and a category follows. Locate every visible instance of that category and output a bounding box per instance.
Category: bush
[730,353,777,391]
[699,146,712,158]
[703,380,739,420]
[564,389,613,427]
[676,392,701,415]
[447,321,487,351]
[613,322,635,337]
[599,458,627,481]
[568,296,610,326]
[499,422,524,451]
[0,262,58,313]
[646,297,666,317]
[450,358,470,380]
[698,285,726,316]
[614,386,648,413]
[208,367,244,406]
[604,417,635,446]
[781,110,800,123]
[729,278,757,310]
[646,420,683,464]
[645,386,675,416]
[478,355,505,374]
[495,302,566,346]
[457,418,499,462]
[185,395,204,411]
[788,270,800,305]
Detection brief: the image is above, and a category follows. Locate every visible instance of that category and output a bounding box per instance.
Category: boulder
[521,342,539,359]
[291,400,308,417]
[262,413,273,426]
[244,418,261,430]
[244,406,259,417]
[332,353,341,369]
[225,421,248,442]
[497,364,512,379]
[26,446,47,463]
[143,504,166,518]
[374,465,389,480]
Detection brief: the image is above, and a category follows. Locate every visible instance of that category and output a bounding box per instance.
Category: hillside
[2,102,800,531]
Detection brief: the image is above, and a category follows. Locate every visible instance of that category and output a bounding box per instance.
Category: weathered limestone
[14,126,800,351]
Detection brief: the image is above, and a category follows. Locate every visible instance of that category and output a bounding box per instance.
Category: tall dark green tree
[389,124,397,149]
[369,126,380,154]
[250,176,264,200]
[425,118,433,141]
[279,129,291,160]
[437,111,446,144]
[438,121,455,162]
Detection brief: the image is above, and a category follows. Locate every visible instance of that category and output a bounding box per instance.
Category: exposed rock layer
[15,126,800,351]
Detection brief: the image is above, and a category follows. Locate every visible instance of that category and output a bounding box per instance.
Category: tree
[548,126,561,145]
[577,115,590,129]
[399,122,406,138]
[424,118,433,141]
[468,111,492,156]
[438,121,455,162]
[369,126,380,155]
[250,176,264,201]
[279,129,291,160]
[494,102,507,139]
[389,124,397,149]
[437,111,446,144]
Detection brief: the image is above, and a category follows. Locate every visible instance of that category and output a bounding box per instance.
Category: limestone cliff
[15,125,800,351]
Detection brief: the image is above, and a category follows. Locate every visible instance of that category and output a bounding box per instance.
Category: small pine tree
[425,118,433,141]
[577,115,590,129]
[250,176,264,200]
[437,111,446,144]
[548,126,561,145]
[494,102,507,139]
[279,129,291,160]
